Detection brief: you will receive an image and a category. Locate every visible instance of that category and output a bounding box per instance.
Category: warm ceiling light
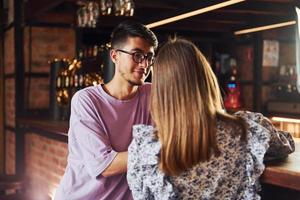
[271,116,300,123]
[146,0,245,29]
[234,21,296,35]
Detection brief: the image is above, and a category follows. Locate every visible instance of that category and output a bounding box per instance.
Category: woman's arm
[235,111,295,161]
[261,117,295,160]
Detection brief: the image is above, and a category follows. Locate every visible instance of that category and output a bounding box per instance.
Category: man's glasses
[116,49,155,66]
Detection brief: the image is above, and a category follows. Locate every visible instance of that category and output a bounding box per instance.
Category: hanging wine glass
[100,0,107,15]
[82,5,89,27]
[123,0,134,16]
[91,2,100,27]
[77,7,84,27]
[76,0,135,28]
[106,0,113,15]
[114,0,125,16]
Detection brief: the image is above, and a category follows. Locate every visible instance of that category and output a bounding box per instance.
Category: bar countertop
[261,138,300,191]
[17,118,300,191]
[17,117,68,142]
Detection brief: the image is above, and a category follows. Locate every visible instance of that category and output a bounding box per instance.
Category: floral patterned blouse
[127,111,295,200]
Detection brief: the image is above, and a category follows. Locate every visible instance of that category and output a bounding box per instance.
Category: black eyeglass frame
[116,49,155,66]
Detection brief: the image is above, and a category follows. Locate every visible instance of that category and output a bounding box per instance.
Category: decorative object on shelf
[48,42,113,120]
[224,58,242,110]
[77,0,135,27]
[49,58,71,120]
[272,64,300,101]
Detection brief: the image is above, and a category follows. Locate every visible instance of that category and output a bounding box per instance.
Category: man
[54,20,158,200]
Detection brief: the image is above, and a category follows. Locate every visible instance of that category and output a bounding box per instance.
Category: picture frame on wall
[262,40,279,67]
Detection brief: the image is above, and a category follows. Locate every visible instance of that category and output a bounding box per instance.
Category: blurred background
[0,0,300,199]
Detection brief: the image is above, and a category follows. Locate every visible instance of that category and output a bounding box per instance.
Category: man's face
[111,37,155,86]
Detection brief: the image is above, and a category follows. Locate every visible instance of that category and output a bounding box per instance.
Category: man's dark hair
[111,20,158,50]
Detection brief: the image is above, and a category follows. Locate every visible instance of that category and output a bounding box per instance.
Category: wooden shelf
[17,117,68,142]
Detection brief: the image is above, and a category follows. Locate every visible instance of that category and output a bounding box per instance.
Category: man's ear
[110,49,118,63]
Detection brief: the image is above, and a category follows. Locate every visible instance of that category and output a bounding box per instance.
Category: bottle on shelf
[49,58,70,120]
[224,58,242,110]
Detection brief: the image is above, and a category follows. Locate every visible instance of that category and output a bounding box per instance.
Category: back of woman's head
[151,37,225,176]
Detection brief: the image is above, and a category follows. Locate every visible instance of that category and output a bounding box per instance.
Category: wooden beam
[25,0,65,21]
[14,0,25,177]
[30,11,75,25]
[0,0,4,173]
[132,0,177,10]
[66,0,178,10]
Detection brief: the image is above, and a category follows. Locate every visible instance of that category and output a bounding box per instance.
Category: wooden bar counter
[261,138,300,191]
[18,118,300,192]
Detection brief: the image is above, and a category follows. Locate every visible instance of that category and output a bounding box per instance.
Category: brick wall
[4,29,15,128]
[4,28,15,74]
[5,78,15,127]
[5,130,15,175]
[25,77,50,109]
[280,42,296,65]
[25,133,68,199]
[21,27,75,198]
[262,26,294,41]
[241,85,253,110]
[3,26,75,197]
[23,27,75,109]
[4,27,16,175]
[236,45,253,81]
[0,20,4,174]
[236,45,254,110]
[261,85,274,107]
[24,27,75,73]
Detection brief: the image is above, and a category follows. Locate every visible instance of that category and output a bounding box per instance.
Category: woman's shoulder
[233,110,265,125]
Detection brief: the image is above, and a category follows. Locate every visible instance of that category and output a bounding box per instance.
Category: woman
[127,38,295,200]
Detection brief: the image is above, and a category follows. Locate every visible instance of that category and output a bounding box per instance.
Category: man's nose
[138,58,148,68]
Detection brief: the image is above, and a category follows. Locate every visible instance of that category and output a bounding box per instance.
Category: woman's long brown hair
[150,37,245,176]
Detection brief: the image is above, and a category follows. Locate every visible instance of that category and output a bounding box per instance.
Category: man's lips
[134,69,146,75]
